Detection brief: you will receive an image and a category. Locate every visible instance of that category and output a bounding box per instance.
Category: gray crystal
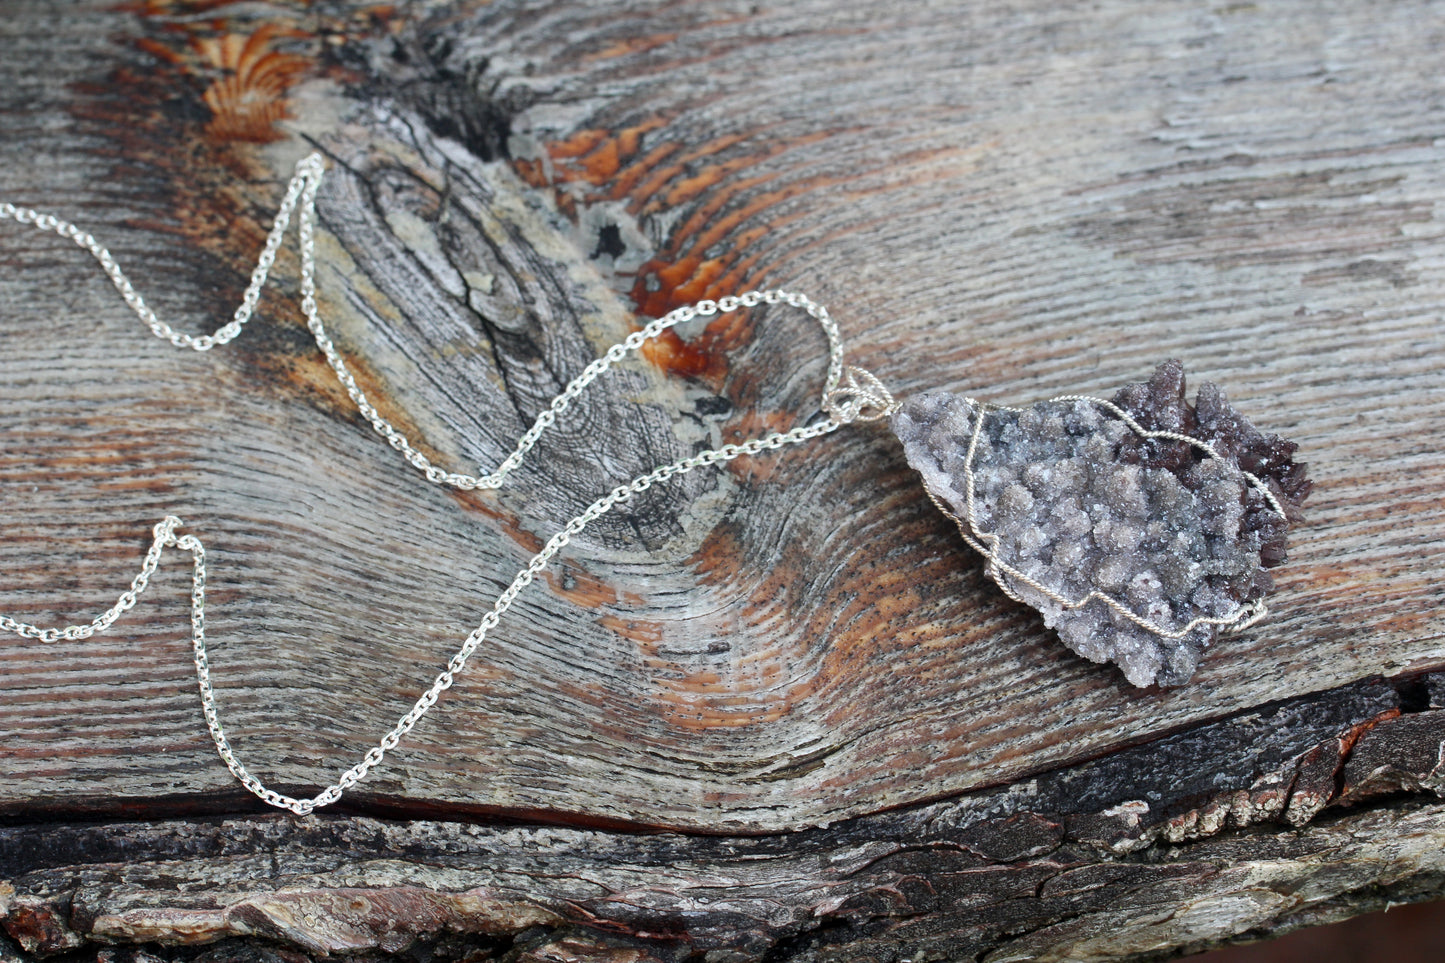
[892,381,1279,688]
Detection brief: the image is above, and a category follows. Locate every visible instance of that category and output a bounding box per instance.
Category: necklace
[0,154,1308,815]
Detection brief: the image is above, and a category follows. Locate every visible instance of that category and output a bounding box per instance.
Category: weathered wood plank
[0,0,1441,836]
[3,674,1442,962]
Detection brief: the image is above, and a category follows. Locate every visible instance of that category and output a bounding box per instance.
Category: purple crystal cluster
[892,362,1309,687]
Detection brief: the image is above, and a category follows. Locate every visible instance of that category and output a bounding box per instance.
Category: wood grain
[1,0,1442,839]
[3,675,1443,962]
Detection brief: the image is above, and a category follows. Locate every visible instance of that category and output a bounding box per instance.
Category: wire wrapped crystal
[892,361,1310,687]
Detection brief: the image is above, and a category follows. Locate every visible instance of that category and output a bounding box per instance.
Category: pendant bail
[823,365,898,423]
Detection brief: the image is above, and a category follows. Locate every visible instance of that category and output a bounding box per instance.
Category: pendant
[0,128,1317,802]
[890,361,1311,687]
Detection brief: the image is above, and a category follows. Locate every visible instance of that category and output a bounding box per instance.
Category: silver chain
[0,153,894,815]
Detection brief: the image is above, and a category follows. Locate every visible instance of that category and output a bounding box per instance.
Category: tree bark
[1,1,1442,960]
[4,677,1445,962]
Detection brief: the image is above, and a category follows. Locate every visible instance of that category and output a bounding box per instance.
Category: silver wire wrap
[0,153,891,815]
[928,395,1286,644]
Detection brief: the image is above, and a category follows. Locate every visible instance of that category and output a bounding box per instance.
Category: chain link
[0,517,175,644]
[0,153,893,814]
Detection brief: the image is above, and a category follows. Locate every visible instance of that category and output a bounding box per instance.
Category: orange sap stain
[582,32,680,63]
[546,119,667,188]
[597,613,665,645]
[543,564,621,609]
[194,25,311,143]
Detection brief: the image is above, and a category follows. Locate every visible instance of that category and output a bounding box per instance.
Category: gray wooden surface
[5,678,1444,962]
[1,0,1443,959]
[0,0,1440,827]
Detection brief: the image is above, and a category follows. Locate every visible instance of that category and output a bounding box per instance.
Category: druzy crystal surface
[892,361,1309,687]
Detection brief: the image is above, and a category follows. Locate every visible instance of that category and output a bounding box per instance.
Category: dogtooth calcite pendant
[889,361,1311,687]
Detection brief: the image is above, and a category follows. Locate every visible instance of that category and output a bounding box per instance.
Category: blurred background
[1202,899,1445,961]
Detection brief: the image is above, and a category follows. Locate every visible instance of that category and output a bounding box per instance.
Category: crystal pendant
[891,361,1311,687]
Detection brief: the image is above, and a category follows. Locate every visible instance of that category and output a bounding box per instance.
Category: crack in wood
[3,674,1443,962]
